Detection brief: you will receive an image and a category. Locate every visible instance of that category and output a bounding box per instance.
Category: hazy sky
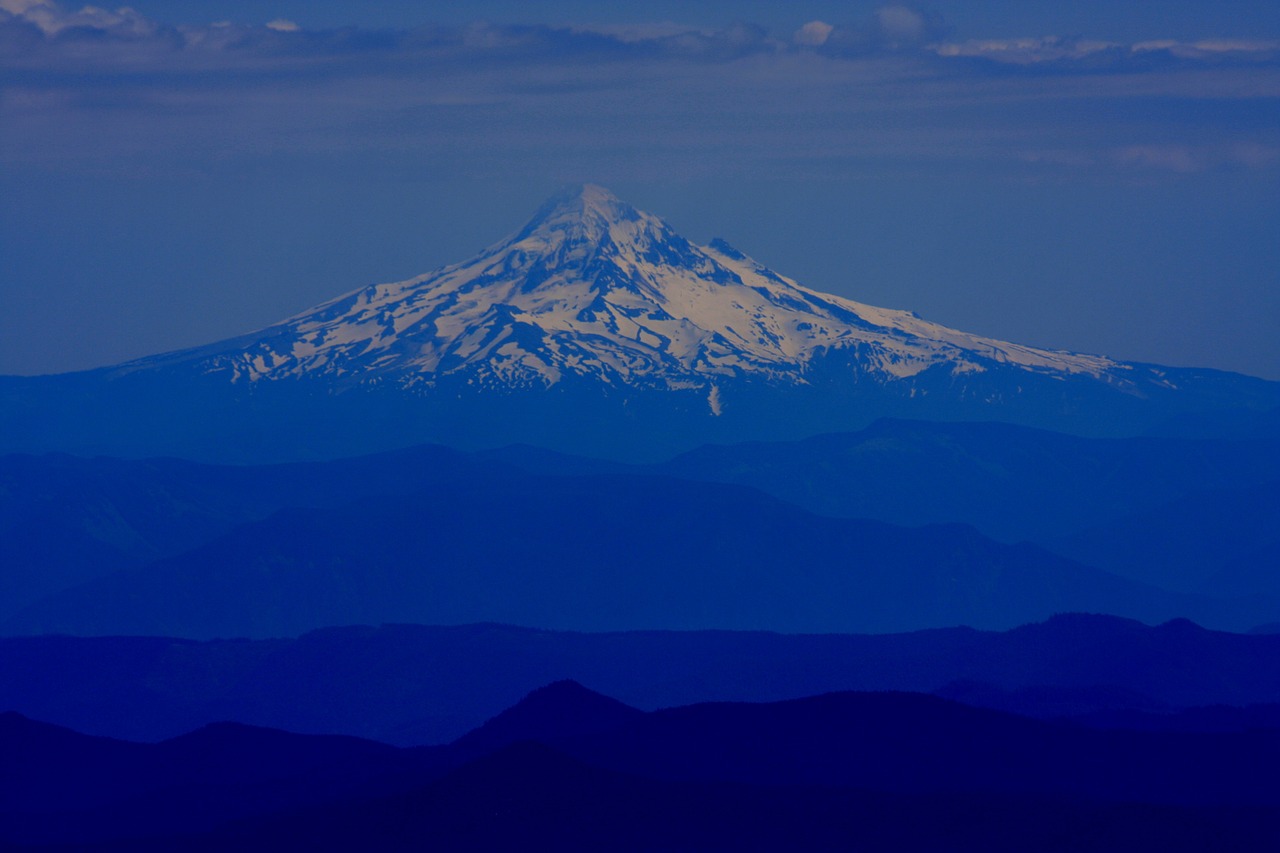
[2,1,1278,379]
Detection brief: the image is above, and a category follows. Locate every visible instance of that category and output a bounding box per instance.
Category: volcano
[2,185,1275,461]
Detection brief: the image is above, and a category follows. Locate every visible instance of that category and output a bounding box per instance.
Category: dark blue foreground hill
[4,683,1279,851]
[0,711,436,847]
[502,684,1280,807]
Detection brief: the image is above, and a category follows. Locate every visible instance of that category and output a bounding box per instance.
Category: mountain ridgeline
[2,185,1275,462]
[3,184,1280,849]
[5,614,1280,747]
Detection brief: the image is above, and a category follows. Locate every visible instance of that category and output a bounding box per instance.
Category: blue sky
[2,1,1277,379]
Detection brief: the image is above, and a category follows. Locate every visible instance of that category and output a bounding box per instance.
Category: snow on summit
[132,184,1122,390]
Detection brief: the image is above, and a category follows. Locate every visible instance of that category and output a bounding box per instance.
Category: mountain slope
[651,419,1280,544]
[1046,480,1280,595]
[0,446,518,622]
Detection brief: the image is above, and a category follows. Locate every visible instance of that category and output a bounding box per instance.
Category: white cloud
[794,20,833,47]
[0,0,45,13]
[265,18,299,33]
[1231,142,1280,169]
[875,6,925,43]
[569,22,704,42]
[932,36,1119,63]
[2,0,159,37]
[1018,149,1097,168]
[1113,145,1199,172]
[1192,39,1280,52]
[1108,143,1280,173]
[934,35,1280,66]
[1132,38,1280,59]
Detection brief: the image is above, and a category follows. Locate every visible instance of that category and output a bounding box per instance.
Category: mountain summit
[138,183,1121,396]
[517,182,648,245]
[3,185,1276,461]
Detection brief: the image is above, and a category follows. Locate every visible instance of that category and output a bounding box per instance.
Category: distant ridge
[5,422,1277,644]
[5,614,1280,746]
[2,472,1202,639]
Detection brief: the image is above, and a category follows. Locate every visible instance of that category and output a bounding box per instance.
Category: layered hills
[4,185,1278,848]
[4,419,1277,638]
[4,614,1280,747]
[4,471,1192,638]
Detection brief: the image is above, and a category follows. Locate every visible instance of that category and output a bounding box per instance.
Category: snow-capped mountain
[3,184,1276,463]
[128,184,1121,398]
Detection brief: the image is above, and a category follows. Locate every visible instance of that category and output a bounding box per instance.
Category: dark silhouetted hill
[453,679,645,757]
[0,712,449,846]
[5,687,1280,851]
[186,741,1280,853]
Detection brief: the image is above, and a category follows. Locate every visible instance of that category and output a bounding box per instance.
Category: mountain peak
[453,680,643,755]
[544,183,627,217]
[513,183,653,248]
[568,182,626,214]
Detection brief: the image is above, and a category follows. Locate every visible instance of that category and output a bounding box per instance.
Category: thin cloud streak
[0,1,1277,213]
[3,1,1278,73]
